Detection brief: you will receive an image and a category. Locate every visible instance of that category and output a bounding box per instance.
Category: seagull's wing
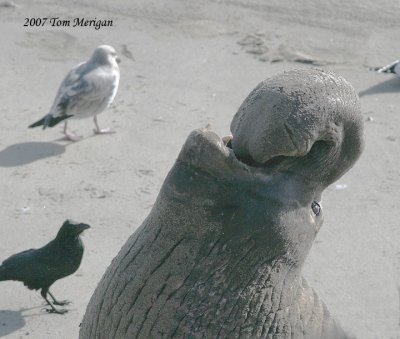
[51,63,118,115]
[374,60,400,73]
[29,60,118,129]
[393,62,400,76]
[28,62,87,128]
[48,62,92,118]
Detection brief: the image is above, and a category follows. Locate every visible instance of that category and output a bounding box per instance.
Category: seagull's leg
[63,121,81,141]
[48,290,70,306]
[40,288,68,314]
[93,115,114,134]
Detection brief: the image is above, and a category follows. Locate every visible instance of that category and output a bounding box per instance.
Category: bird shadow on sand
[0,310,26,337]
[0,305,57,337]
[0,142,65,167]
[359,76,400,97]
[0,131,110,167]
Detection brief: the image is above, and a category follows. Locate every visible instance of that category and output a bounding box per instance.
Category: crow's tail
[28,114,71,129]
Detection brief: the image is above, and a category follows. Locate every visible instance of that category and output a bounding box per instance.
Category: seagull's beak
[116,56,121,64]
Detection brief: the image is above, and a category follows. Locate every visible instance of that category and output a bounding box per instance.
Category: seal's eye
[311,201,321,216]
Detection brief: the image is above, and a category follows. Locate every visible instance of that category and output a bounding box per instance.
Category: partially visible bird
[29,45,120,141]
[371,60,400,75]
[0,220,90,314]
[121,44,135,61]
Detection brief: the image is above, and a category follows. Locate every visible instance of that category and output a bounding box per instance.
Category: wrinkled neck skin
[80,129,347,339]
[176,129,323,260]
[165,130,342,337]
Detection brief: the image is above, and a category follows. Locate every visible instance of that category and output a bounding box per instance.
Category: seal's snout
[229,68,364,187]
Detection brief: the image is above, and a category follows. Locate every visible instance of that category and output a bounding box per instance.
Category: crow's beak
[78,223,91,232]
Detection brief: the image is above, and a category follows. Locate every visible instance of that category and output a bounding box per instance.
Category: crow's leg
[48,290,71,306]
[93,115,114,134]
[40,289,68,314]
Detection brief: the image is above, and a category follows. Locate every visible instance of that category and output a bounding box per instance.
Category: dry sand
[0,1,399,338]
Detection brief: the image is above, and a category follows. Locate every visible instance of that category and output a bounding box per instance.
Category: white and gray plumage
[372,60,400,75]
[29,45,120,140]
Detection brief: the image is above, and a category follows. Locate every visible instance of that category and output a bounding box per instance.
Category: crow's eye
[311,201,321,216]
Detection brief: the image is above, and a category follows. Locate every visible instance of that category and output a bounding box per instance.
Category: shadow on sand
[0,142,65,167]
[0,305,55,337]
[0,310,25,337]
[359,76,400,97]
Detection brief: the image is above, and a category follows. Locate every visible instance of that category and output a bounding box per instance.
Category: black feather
[0,220,90,314]
[28,114,72,129]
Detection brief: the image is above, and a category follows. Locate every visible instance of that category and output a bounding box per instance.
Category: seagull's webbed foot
[93,115,115,135]
[63,133,82,142]
[62,121,82,141]
[93,127,115,135]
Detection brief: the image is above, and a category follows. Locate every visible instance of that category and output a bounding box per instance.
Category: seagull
[371,60,400,75]
[29,45,120,141]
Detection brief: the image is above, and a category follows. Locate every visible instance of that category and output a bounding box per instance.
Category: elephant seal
[80,69,364,338]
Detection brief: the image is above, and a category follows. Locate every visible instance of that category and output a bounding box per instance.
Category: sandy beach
[0,1,399,338]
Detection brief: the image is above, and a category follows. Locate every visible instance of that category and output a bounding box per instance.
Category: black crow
[0,220,90,314]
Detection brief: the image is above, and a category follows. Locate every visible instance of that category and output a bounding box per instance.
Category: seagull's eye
[311,201,321,216]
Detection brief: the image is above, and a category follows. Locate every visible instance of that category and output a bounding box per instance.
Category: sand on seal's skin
[0,1,399,338]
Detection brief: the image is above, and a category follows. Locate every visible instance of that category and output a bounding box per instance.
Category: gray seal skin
[80,69,364,339]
